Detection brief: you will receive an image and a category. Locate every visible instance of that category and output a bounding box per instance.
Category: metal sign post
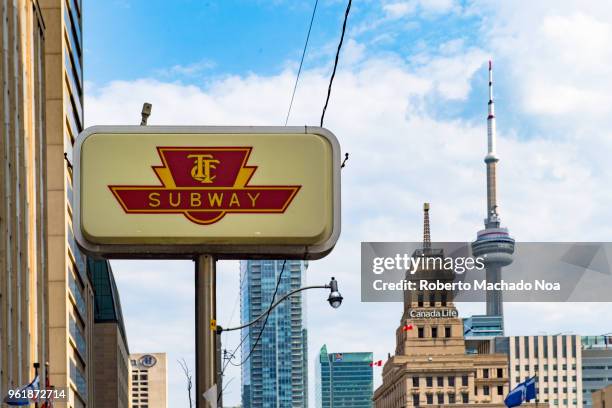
[195,255,217,407]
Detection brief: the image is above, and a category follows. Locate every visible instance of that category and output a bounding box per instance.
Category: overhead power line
[223,260,288,371]
[284,0,320,126]
[320,0,352,127]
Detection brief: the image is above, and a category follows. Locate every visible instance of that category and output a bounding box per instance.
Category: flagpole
[33,363,40,408]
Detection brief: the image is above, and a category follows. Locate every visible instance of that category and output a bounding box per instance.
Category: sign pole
[195,254,217,407]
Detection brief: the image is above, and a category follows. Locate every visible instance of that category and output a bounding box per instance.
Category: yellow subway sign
[74,126,341,259]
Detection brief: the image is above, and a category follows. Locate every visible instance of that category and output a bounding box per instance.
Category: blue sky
[84,1,612,406]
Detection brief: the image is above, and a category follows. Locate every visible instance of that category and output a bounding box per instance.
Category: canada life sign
[74,126,341,259]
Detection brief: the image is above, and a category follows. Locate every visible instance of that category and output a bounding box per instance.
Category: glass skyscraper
[316,344,374,408]
[240,260,309,408]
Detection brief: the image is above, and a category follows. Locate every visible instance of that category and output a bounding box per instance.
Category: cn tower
[471,60,515,328]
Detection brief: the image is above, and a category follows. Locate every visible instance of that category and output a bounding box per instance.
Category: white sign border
[74,125,341,260]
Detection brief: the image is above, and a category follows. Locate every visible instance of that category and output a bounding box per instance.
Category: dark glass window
[437,377,443,387]
[484,386,490,396]
[418,293,424,307]
[413,394,420,406]
[448,376,455,386]
[445,327,451,338]
[432,327,438,338]
[448,393,455,404]
[483,369,489,379]
[426,394,433,404]
[437,394,444,404]
[413,377,420,387]
[418,327,425,338]
[497,386,504,395]
[462,375,468,386]
[426,377,433,387]
[462,393,469,403]
[497,368,503,378]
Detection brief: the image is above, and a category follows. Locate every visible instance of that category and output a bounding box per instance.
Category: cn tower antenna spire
[485,59,500,227]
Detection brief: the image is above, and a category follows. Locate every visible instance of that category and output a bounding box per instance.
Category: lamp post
[216,277,343,334]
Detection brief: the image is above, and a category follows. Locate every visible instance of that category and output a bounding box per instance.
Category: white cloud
[474,1,612,121]
[383,0,459,19]
[383,2,416,19]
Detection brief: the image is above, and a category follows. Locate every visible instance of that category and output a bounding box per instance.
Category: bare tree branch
[177,358,193,408]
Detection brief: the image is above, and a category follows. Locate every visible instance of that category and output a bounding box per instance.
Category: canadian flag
[403,324,414,331]
[370,360,383,367]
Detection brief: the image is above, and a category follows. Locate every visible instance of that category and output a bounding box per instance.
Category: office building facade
[240,260,309,408]
[130,353,168,408]
[316,345,373,408]
[40,0,94,406]
[496,335,583,408]
[582,336,612,408]
[0,0,48,395]
[91,259,130,408]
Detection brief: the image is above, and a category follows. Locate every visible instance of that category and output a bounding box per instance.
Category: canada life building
[373,204,510,408]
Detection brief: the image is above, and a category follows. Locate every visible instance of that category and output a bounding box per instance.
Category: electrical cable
[320,0,352,127]
[229,260,287,367]
[285,0,320,126]
[221,260,288,372]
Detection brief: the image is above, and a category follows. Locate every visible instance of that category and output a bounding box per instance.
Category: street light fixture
[216,277,343,334]
[327,277,343,309]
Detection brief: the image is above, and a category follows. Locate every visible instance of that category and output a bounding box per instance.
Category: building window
[437,394,444,404]
[448,393,456,404]
[483,369,489,379]
[445,327,451,338]
[437,377,443,387]
[413,394,420,406]
[413,377,420,387]
[426,394,433,405]
[426,377,433,387]
[448,376,455,386]
[432,327,438,338]
[441,292,447,306]
[418,327,425,338]
[484,386,490,396]
[462,393,469,403]
[418,293,424,307]
[462,375,468,386]
[429,292,436,306]
[497,386,504,395]
[497,368,503,378]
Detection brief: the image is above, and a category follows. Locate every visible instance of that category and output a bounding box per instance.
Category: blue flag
[505,376,537,408]
[525,377,537,401]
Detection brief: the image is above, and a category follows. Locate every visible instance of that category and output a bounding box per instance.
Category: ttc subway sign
[74,126,340,259]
